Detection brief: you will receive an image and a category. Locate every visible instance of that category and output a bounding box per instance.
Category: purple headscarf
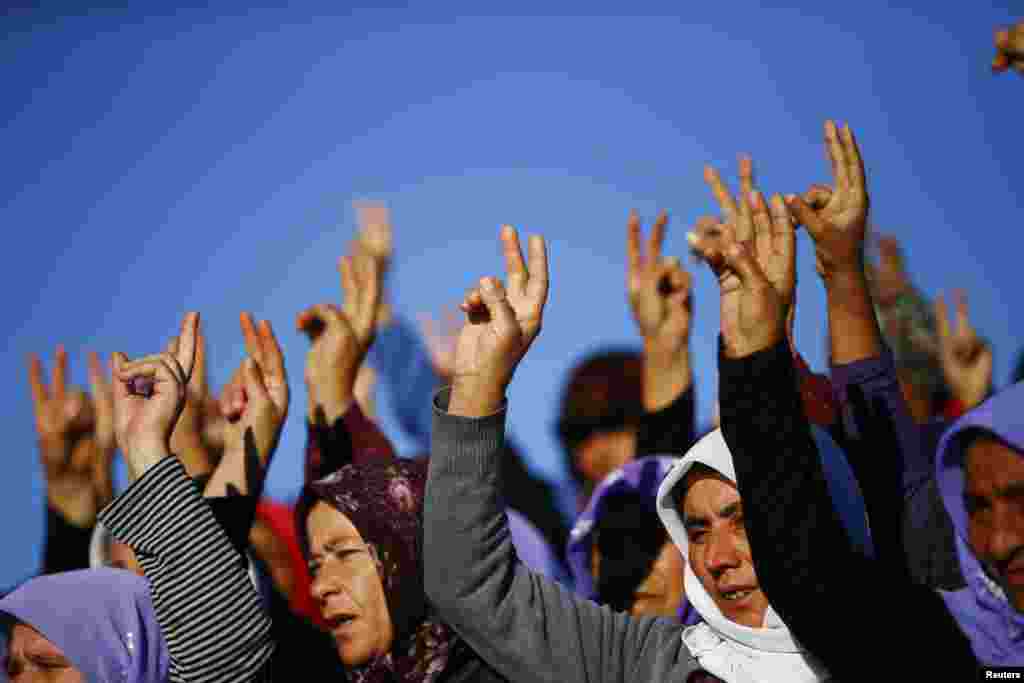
[0,568,168,682]
[296,458,468,683]
[936,381,1024,665]
[567,456,699,624]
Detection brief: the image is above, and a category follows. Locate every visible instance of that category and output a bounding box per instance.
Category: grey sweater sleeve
[423,390,698,683]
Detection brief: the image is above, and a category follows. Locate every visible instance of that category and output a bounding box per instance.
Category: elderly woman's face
[5,623,84,682]
[307,501,394,667]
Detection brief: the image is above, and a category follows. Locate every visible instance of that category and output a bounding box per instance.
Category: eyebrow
[966,481,1024,501]
[683,501,742,530]
[309,537,362,560]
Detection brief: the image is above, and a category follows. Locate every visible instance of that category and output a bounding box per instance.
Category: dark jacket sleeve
[719,339,978,680]
[424,389,699,683]
[41,506,93,574]
[635,386,696,458]
[830,351,963,589]
[305,403,398,483]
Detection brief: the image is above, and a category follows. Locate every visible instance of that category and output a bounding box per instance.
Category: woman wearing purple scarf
[295,456,503,683]
[0,568,168,682]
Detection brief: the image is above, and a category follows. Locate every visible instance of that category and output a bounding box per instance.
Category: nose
[311,571,337,605]
[704,528,741,576]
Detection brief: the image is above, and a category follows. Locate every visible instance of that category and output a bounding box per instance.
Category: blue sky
[2,2,1021,586]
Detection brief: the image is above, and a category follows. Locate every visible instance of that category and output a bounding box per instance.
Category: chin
[336,639,373,668]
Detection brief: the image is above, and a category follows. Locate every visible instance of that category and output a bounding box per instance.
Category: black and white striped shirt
[100,456,275,682]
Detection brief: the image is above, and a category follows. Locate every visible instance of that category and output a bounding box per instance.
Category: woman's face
[4,622,84,682]
[307,501,394,667]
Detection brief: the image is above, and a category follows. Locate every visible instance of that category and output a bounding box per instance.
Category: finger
[738,155,755,199]
[176,312,199,384]
[770,194,796,265]
[934,294,951,342]
[996,28,1011,51]
[802,184,834,210]
[993,53,1011,73]
[734,188,755,244]
[478,277,519,338]
[786,196,829,243]
[824,120,851,191]
[52,344,68,400]
[704,166,739,223]
[86,351,109,397]
[840,124,867,194]
[301,303,345,329]
[750,191,773,259]
[686,232,726,272]
[626,210,643,273]
[648,211,668,263]
[338,253,357,313]
[242,356,271,403]
[953,289,971,333]
[501,225,528,293]
[525,234,549,305]
[193,323,208,392]
[357,253,382,334]
[28,353,49,405]
[257,319,286,380]
[240,311,262,363]
[115,355,184,395]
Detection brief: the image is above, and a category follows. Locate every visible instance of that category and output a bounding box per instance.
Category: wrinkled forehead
[676,464,737,514]
[965,433,1024,492]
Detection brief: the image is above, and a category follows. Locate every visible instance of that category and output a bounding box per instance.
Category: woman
[296,456,505,683]
[1,568,168,682]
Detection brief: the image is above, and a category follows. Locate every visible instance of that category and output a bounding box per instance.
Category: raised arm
[689,134,978,680]
[100,312,274,682]
[626,209,697,455]
[424,226,696,683]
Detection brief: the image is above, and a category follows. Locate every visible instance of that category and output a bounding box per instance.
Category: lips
[718,585,758,602]
[325,613,357,633]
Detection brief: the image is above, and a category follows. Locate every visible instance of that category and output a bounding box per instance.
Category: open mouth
[720,588,755,602]
[327,615,357,631]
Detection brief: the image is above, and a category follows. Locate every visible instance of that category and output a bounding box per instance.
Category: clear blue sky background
[3,3,1021,587]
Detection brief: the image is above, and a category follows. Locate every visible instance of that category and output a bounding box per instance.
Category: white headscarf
[655,429,831,682]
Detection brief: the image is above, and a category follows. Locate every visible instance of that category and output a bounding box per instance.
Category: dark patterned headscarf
[296,458,467,683]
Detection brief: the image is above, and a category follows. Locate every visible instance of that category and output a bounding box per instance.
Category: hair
[593,490,667,613]
[672,462,720,514]
[557,348,645,485]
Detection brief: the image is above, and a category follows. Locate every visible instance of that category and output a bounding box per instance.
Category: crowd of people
[2,20,1023,683]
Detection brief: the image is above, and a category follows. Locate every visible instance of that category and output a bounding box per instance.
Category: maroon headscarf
[296,458,468,683]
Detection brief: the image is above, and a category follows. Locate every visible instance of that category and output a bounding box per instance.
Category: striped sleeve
[98,456,276,682]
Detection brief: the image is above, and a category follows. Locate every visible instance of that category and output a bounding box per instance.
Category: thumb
[786,196,828,243]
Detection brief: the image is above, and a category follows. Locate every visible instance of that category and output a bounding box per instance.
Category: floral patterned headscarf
[296,458,468,683]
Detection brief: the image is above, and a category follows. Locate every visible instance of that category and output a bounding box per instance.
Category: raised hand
[297,241,381,424]
[206,313,290,497]
[28,346,104,526]
[111,312,199,480]
[85,351,116,511]
[935,290,992,410]
[689,159,795,359]
[449,225,549,417]
[626,210,694,410]
[786,121,869,283]
[627,211,693,352]
[993,22,1024,75]
[867,234,911,308]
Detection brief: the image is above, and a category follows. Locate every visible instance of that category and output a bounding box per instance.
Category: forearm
[425,389,678,683]
[636,381,696,457]
[641,342,692,414]
[304,402,395,484]
[99,457,274,682]
[824,268,883,365]
[41,505,92,574]
[720,339,977,678]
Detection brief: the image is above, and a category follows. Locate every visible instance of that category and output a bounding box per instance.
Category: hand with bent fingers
[866,234,911,308]
[298,241,381,425]
[690,158,795,359]
[449,225,549,417]
[206,313,290,497]
[935,290,993,410]
[28,347,110,526]
[112,313,199,480]
[627,210,694,410]
[786,121,869,283]
[993,22,1024,75]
